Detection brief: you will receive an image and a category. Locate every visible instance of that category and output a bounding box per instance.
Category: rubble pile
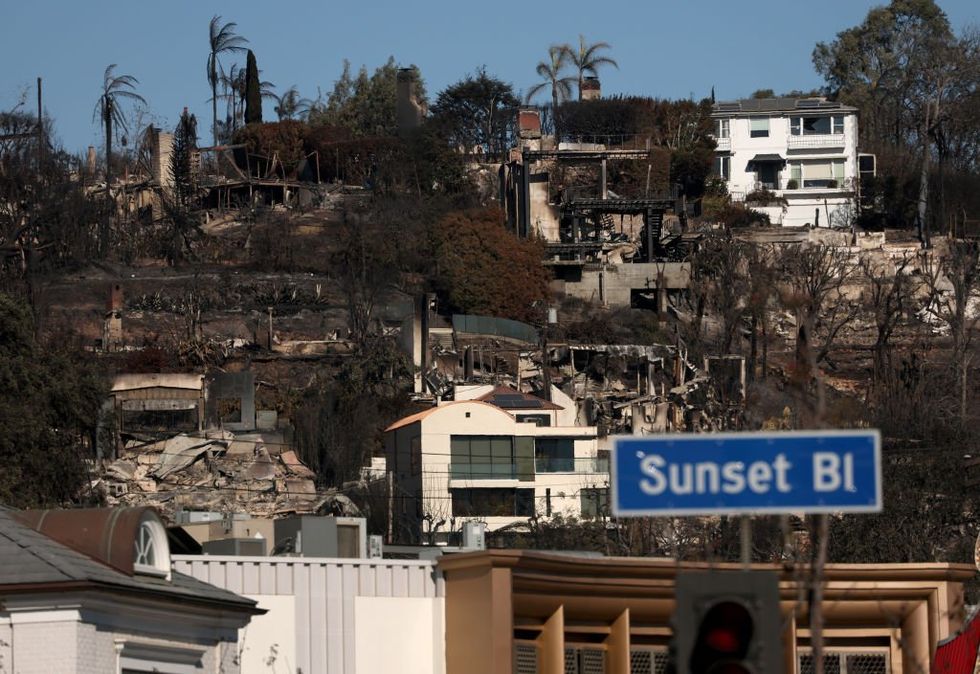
[97,432,345,521]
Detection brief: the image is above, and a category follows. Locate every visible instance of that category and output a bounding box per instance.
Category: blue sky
[2,0,977,153]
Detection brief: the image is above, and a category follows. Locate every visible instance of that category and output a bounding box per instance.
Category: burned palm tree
[526,46,576,141]
[94,64,146,188]
[207,15,248,146]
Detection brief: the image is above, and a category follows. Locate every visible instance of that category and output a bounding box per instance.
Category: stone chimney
[147,127,174,191]
[581,77,601,101]
[103,283,123,352]
[396,68,424,132]
[86,146,97,177]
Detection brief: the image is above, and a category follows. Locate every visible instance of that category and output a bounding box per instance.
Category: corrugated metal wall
[173,555,444,674]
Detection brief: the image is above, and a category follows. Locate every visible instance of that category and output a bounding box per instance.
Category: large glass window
[790,115,845,135]
[451,488,535,517]
[450,435,514,478]
[535,438,575,472]
[790,159,846,188]
[716,119,730,139]
[750,118,769,138]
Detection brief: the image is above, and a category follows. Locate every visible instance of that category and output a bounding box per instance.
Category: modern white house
[711,97,866,228]
[384,385,606,539]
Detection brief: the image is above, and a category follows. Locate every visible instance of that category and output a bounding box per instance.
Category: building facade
[712,97,862,228]
[0,507,260,673]
[384,387,605,540]
[439,550,975,674]
[174,554,445,674]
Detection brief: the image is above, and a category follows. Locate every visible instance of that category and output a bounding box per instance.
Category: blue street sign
[611,430,881,516]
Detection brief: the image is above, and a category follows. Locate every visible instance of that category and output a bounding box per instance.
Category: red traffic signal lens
[696,600,753,657]
[705,626,742,653]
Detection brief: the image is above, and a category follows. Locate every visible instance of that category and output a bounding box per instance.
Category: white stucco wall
[354,596,444,674]
[237,595,296,673]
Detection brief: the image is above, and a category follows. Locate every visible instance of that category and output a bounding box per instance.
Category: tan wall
[440,552,972,674]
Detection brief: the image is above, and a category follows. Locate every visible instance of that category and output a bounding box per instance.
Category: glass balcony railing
[448,457,609,480]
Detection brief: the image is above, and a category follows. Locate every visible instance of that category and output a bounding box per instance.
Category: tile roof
[384,400,512,432]
[0,508,257,610]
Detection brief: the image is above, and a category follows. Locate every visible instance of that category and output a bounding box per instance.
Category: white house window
[714,156,731,180]
[133,514,170,578]
[716,119,730,139]
[790,115,845,135]
[750,118,769,138]
[789,159,846,188]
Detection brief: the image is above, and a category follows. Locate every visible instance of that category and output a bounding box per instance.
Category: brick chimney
[517,110,542,139]
[581,77,601,101]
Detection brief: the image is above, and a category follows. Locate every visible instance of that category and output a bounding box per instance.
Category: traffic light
[669,570,784,674]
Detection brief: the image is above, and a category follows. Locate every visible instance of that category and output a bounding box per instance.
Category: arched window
[133,513,170,578]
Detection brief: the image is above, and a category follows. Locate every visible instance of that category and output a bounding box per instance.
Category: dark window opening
[217,398,242,424]
[121,409,197,434]
[516,414,551,427]
[580,487,610,518]
[452,488,535,517]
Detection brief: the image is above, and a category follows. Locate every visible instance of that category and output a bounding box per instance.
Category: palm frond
[209,15,248,54]
[525,81,549,103]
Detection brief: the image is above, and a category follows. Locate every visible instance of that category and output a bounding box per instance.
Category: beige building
[385,386,605,541]
[439,550,974,674]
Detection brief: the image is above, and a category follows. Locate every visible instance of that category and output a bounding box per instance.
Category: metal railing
[787,134,845,149]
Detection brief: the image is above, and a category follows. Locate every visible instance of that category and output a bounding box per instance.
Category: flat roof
[713,97,858,116]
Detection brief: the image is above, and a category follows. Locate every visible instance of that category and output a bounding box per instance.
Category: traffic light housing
[670,570,784,674]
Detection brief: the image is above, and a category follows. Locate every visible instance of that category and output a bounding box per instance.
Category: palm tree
[274,86,315,121]
[94,65,146,189]
[526,45,577,141]
[569,35,618,101]
[207,15,248,146]
[221,63,244,133]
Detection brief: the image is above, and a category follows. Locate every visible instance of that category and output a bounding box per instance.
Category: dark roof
[749,154,785,163]
[0,509,258,612]
[713,97,857,115]
[477,385,563,411]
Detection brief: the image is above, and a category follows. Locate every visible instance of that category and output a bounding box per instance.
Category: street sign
[611,430,881,517]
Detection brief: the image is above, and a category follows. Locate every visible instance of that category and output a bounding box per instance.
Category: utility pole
[36,77,43,175]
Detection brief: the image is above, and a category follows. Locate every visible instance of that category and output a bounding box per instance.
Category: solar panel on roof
[796,99,822,108]
[716,103,740,112]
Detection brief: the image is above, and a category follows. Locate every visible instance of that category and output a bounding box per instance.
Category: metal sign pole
[740,515,752,568]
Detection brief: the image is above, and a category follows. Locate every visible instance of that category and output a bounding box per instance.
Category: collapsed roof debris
[96,431,353,521]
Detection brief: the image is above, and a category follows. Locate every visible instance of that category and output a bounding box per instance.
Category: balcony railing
[787,134,845,150]
[714,137,731,151]
[448,457,609,480]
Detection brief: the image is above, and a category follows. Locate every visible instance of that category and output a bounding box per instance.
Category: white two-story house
[384,385,606,541]
[712,97,862,228]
